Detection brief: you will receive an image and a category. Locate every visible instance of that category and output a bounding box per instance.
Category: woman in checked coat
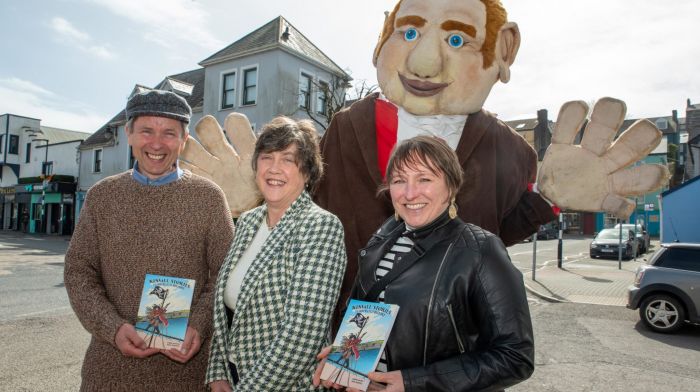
[206,117,346,391]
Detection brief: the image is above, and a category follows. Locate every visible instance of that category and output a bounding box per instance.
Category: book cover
[320,299,399,391]
[134,274,195,350]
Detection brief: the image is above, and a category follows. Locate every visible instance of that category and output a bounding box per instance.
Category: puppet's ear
[497,22,520,83]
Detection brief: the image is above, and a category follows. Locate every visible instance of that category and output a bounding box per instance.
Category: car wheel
[639,294,686,333]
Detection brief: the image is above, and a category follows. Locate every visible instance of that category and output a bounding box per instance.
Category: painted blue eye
[404,28,418,42]
[448,34,464,48]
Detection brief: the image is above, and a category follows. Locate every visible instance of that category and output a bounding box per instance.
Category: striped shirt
[375,232,414,372]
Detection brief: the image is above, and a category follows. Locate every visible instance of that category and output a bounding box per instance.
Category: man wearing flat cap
[65,89,234,391]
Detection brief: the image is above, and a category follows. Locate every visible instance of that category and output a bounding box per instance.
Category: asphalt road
[515,300,700,392]
[1,232,699,391]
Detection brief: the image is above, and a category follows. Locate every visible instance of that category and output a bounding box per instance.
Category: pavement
[523,241,659,307]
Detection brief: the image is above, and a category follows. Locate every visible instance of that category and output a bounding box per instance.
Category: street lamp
[23,128,51,234]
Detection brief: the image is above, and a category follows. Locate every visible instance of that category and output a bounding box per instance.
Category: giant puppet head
[180,0,668,220]
[373,0,519,116]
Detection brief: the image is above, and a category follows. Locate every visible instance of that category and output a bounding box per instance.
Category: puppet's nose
[406,33,443,79]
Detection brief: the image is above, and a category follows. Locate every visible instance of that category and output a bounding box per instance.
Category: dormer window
[655,118,668,130]
[163,78,194,96]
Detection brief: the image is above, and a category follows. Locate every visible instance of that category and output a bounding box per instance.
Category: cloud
[0,77,108,132]
[49,16,116,60]
[85,0,224,52]
[50,17,90,42]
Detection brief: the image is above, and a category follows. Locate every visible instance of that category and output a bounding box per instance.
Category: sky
[1,0,698,133]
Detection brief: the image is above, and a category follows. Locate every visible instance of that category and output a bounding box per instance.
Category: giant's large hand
[538,98,670,219]
[180,113,262,217]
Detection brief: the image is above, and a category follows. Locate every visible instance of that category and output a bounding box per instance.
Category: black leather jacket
[351,211,534,392]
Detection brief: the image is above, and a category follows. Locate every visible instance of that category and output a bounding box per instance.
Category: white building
[76,16,350,217]
[0,114,89,234]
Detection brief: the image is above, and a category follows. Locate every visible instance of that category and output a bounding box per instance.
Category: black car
[615,223,650,253]
[590,228,637,259]
[537,223,558,240]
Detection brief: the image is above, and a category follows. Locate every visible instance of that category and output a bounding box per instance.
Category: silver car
[627,243,700,333]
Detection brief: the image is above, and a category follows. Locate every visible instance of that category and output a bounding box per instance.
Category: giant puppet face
[374,0,520,116]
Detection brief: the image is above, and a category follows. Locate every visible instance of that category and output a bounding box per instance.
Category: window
[299,73,312,109]
[9,135,19,154]
[25,143,31,163]
[0,135,3,153]
[655,118,668,130]
[655,248,700,272]
[42,161,53,176]
[222,71,237,109]
[242,67,258,105]
[93,149,102,173]
[316,80,329,116]
[128,146,135,169]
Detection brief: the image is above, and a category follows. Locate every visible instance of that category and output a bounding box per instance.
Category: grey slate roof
[619,115,678,136]
[38,126,90,144]
[505,118,539,132]
[200,16,351,80]
[81,68,205,149]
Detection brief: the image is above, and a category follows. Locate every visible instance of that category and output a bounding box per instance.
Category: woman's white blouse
[223,223,271,310]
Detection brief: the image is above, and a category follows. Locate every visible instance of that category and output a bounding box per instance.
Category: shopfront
[15,182,77,235]
[1,186,16,230]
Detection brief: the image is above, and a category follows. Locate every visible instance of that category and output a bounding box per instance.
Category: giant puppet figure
[180,0,668,314]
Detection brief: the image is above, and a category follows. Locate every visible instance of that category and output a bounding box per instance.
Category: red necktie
[375,99,398,178]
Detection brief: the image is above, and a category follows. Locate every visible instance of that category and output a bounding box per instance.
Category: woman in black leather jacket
[315,136,534,392]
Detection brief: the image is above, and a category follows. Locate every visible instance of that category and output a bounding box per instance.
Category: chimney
[535,109,550,161]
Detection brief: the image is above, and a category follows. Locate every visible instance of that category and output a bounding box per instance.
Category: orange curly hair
[372,0,507,69]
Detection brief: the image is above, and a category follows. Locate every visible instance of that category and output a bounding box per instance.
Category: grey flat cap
[126,89,191,123]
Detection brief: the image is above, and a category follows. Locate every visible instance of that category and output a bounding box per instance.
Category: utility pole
[35,139,49,234]
[531,233,537,281]
[23,127,50,234]
[618,218,623,270]
[557,212,564,269]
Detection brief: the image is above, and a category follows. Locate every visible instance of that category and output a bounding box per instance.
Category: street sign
[680,131,689,144]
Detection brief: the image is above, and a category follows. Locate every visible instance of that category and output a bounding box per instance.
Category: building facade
[0,114,89,234]
[76,16,350,219]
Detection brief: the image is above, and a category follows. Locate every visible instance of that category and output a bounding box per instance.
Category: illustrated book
[320,299,399,391]
[134,274,195,350]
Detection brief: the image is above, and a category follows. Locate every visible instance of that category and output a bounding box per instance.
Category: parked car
[615,223,650,253]
[537,223,558,240]
[590,228,637,259]
[627,243,700,333]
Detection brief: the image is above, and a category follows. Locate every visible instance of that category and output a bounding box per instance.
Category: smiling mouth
[266,179,286,186]
[146,152,165,161]
[405,203,427,210]
[399,74,449,97]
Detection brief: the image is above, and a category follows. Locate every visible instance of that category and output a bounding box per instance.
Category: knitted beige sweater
[64,171,234,391]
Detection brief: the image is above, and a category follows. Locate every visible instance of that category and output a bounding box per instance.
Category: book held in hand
[135,274,195,350]
[320,299,399,391]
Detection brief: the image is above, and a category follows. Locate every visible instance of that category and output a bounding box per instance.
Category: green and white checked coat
[206,192,346,391]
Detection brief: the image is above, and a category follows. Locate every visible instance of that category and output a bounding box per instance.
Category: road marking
[7,306,72,320]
